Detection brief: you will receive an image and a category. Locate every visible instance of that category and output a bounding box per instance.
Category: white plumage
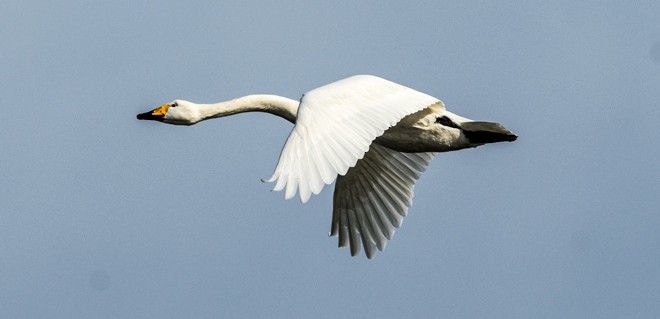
[137,74,517,258]
[333,144,435,258]
[266,75,438,204]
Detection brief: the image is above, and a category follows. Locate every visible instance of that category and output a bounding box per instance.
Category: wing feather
[338,200,349,248]
[351,188,377,259]
[355,177,391,246]
[265,75,439,203]
[359,188,388,251]
[347,201,361,256]
[332,144,435,258]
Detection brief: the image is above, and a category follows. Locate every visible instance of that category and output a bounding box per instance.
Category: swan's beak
[136,104,170,121]
[459,121,518,144]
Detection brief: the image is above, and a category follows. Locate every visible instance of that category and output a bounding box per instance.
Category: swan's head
[136,100,201,125]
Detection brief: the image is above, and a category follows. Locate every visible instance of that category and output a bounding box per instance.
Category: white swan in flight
[137,75,517,258]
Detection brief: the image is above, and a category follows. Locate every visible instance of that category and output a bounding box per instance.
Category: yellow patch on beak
[151,104,171,116]
[137,103,173,121]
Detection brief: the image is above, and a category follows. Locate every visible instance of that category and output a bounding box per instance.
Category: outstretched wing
[331,144,435,259]
[265,75,439,203]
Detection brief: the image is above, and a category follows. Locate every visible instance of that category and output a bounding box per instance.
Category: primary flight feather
[137,74,517,259]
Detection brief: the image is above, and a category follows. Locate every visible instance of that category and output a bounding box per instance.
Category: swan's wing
[331,144,435,259]
[265,75,439,203]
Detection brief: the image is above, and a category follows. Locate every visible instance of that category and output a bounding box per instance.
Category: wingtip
[261,175,277,183]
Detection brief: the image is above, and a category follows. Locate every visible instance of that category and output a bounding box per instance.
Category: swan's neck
[197,94,299,124]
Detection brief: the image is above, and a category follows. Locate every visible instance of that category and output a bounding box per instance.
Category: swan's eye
[171,102,179,107]
[436,116,459,129]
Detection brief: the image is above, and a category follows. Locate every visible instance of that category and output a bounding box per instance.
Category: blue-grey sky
[2,1,660,318]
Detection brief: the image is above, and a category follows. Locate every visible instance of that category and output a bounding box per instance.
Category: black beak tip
[137,112,153,120]
[508,134,518,142]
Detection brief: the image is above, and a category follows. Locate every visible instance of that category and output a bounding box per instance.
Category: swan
[137,75,517,258]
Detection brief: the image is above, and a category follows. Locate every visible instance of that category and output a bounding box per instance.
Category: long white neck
[196,94,299,124]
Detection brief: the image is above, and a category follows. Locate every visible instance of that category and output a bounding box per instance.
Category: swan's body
[137,75,516,258]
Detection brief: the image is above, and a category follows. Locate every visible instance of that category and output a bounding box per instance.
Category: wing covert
[265,75,439,203]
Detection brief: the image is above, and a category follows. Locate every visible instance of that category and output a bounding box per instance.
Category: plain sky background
[2,1,660,318]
